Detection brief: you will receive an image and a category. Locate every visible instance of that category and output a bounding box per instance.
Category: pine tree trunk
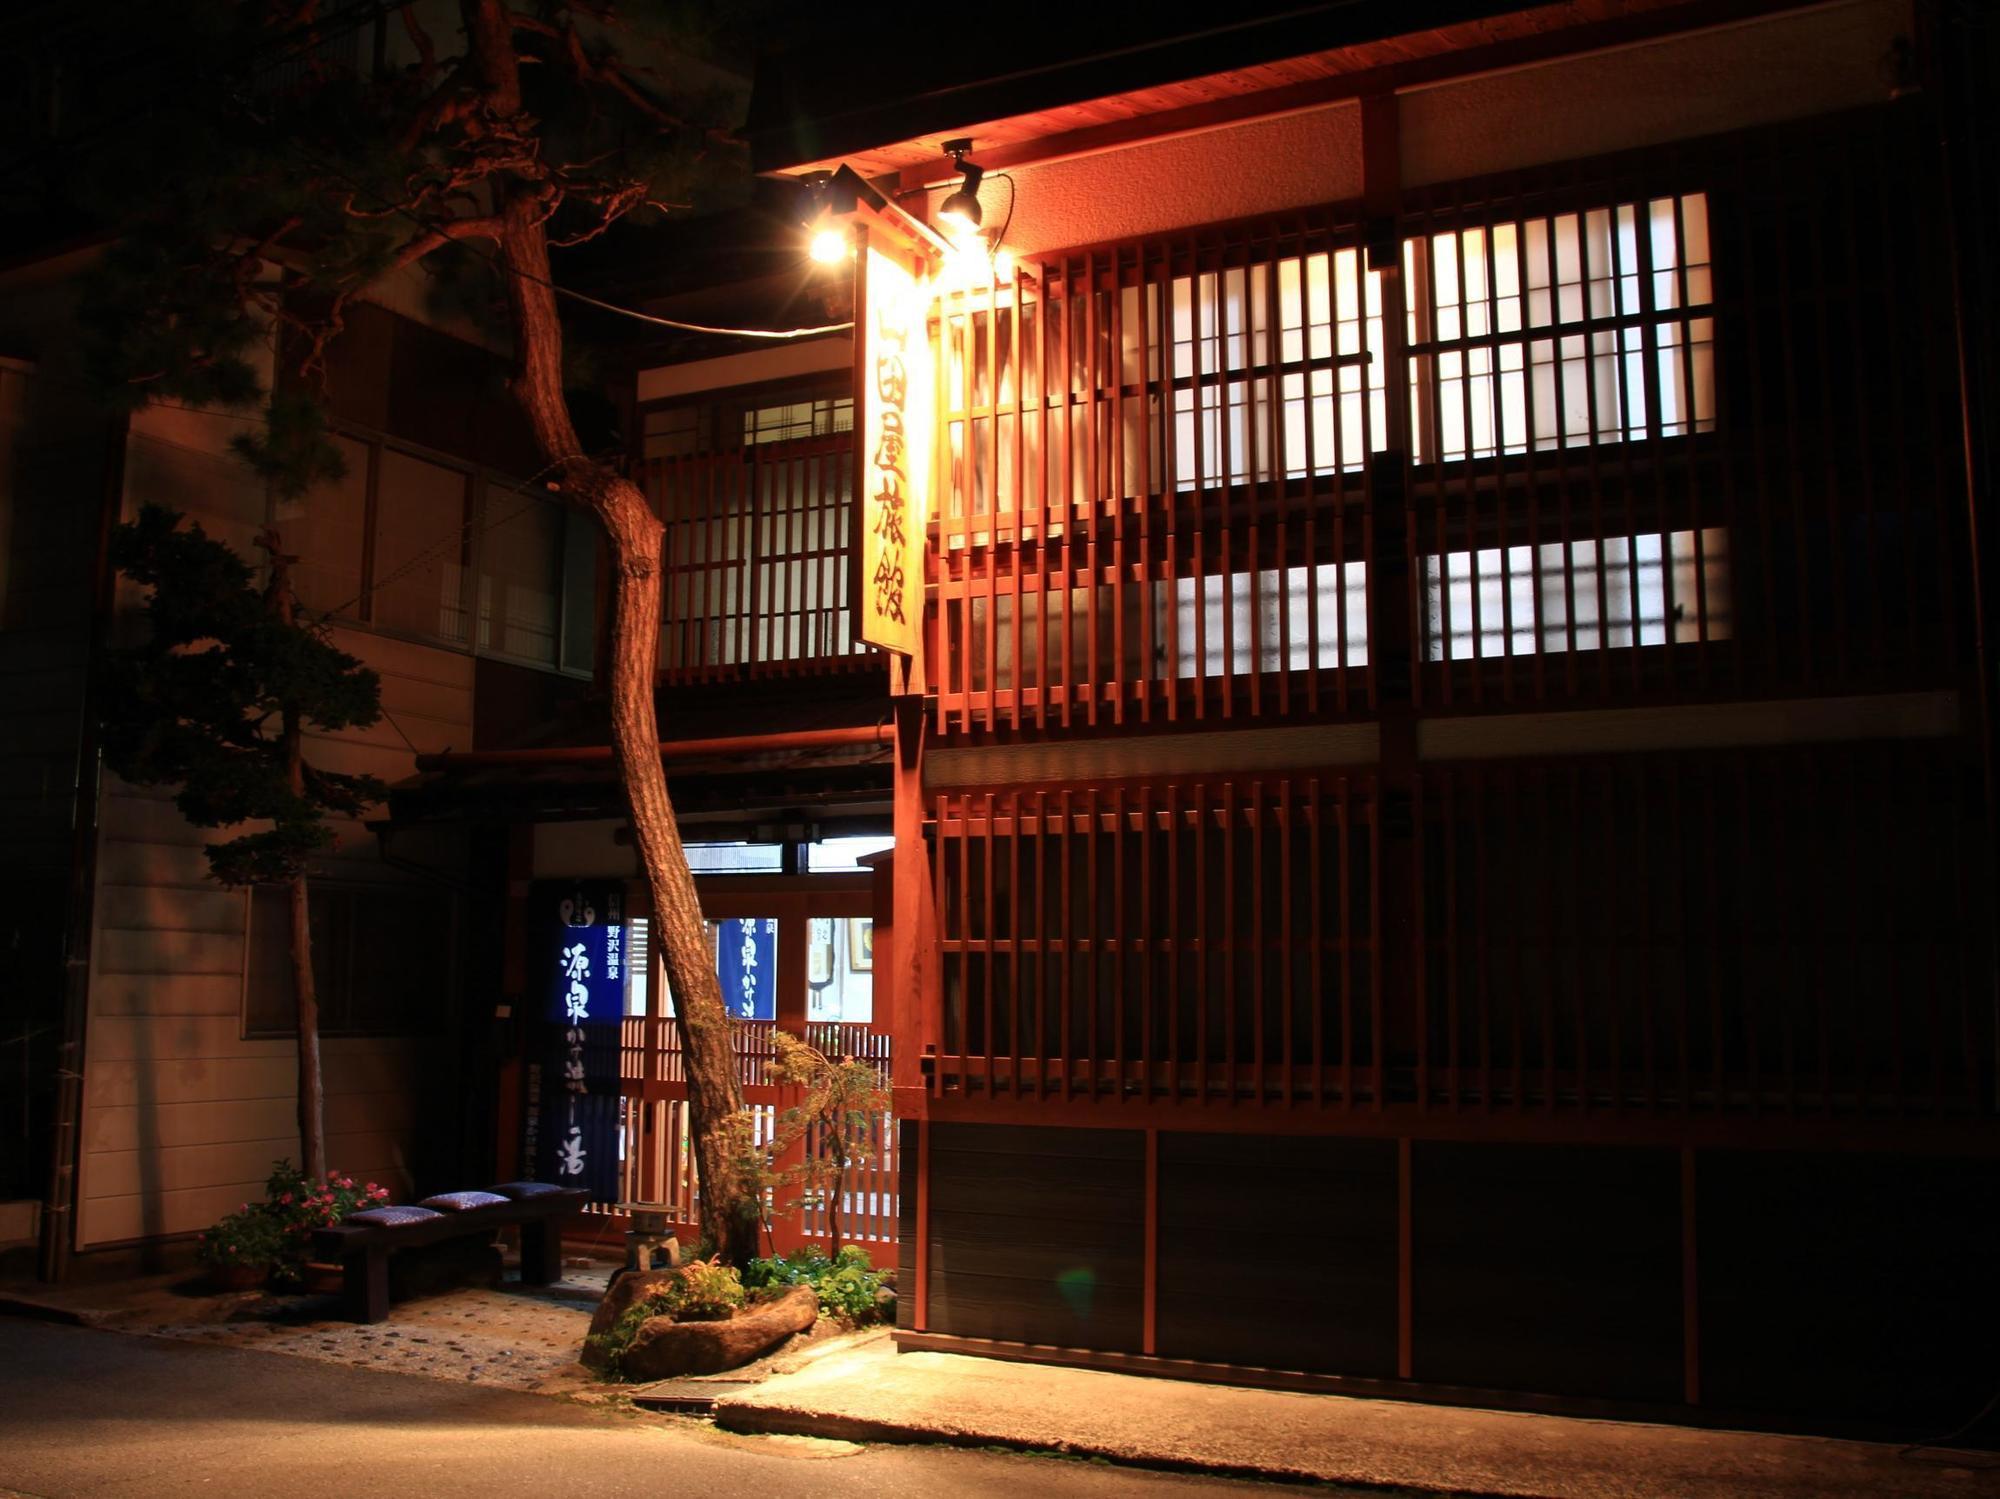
[268,541,327,1183]
[464,0,759,1266]
[288,868,326,1181]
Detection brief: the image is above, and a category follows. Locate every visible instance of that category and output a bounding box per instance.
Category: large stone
[586,1267,686,1347]
[618,1286,818,1381]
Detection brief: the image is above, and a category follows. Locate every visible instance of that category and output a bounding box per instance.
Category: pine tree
[58,0,777,1261]
[101,504,385,1179]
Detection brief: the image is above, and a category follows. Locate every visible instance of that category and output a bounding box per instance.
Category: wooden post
[1398,1136,1414,1381]
[1682,1145,1701,1405]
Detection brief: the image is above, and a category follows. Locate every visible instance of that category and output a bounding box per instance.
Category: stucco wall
[910,0,1907,257]
[1399,0,1908,188]
[74,384,473,1248]
[635,336,853,406]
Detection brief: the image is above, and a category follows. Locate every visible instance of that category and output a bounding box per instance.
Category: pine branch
[401,1,440,84]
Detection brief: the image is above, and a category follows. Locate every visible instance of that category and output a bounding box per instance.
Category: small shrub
[194,1159,390,1287]
[195,1205,284,1277]
[744,1244,891,1324]
[260,1160,389,1286]
[671,1257,746,1321]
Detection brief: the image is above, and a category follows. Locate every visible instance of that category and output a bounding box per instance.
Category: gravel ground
[91,1262,614,1393]
[43,1257,875,1400]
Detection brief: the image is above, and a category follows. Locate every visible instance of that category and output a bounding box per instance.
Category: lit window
[742,396,853,447]
[1406,193,1715,463]
[1424,528,1731,660]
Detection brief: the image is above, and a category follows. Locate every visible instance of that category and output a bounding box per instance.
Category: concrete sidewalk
[712,1335,2000,1499]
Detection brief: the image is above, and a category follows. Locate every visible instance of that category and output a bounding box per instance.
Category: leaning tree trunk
[269,547,327,1182]
[466,0,759,1264]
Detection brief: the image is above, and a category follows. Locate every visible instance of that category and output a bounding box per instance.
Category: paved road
[0,1320,1297,1499]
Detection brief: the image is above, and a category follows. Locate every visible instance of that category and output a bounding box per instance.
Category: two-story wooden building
[495,0,1994,1437]
[9,0,1994,1441]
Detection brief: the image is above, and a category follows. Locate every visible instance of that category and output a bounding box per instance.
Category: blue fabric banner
[549,922,625,1025]
[715,916,778,1020]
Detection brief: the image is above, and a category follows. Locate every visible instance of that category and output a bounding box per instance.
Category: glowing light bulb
[809,226,849,265]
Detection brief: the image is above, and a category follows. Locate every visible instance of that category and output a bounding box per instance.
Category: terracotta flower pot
[298,1261,344,1295]
[208,1261,266,1293]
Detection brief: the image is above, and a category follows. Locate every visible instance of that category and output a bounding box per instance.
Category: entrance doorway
[617,867,896,1256]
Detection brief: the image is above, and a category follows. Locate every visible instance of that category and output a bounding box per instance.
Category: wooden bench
[311,1187,590,1323]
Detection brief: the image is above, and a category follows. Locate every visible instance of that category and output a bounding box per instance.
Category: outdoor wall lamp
[799,164,955,266]
[809,222,851,264]
[935,138,986,243]
[799,170,853,265]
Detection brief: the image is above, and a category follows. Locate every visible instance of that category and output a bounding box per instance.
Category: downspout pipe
[413,722,891,774]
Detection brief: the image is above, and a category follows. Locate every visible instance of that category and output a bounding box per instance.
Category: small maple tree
[767,1031,891,1255]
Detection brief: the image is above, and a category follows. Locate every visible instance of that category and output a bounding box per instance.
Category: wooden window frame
[242,881,459,1041]
[287,423,594,679]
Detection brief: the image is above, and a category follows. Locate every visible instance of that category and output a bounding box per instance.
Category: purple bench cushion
[489,1181,563,1199]
[418,1191,509,1213]
[344,1205,444,1227]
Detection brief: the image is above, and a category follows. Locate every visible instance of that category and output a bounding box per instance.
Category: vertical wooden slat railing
[932,776,1380,1106]
[917,111,1989,1128]
[638,434,873,682]
[1411,743,1990,1118]
[923,744,1989,1117]
[934,210,1381,735]
[1397,113,1967,710]
[617,1018,896,1250]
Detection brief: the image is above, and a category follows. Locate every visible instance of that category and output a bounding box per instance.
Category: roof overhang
[754,0,1819,191]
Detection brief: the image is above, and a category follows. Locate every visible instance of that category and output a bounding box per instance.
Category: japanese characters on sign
[714,916,778,1021]
[550,922,621,1025]
[543,899,623,1190]
[556,928,597,1182]
[856,236,931,657]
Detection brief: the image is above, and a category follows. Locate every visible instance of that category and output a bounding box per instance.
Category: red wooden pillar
[891,691,934,1327]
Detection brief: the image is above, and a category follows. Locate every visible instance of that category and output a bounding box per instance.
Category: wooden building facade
[6,0,1994,1438]
[724,0,1999,1433]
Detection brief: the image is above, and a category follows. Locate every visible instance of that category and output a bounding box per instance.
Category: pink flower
[278,1193,292,1205]
[365,1183,377,1193]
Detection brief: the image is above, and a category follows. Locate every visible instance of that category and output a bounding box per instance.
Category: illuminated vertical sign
[856,233,932,657]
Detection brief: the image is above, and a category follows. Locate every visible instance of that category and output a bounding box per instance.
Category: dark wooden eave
[749,0,1816,184]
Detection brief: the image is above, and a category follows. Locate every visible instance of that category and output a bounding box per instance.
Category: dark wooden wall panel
[1699,1151,2000,1426]
[925,1123,1144,1352]
[1413,1143,1681,1401]
[1157,1133,1397,1374]
[896,1119,918,1331]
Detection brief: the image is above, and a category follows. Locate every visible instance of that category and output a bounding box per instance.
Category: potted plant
[195,1207,283,1291]
[191,1161,391,1295]
[261,1161,389,1291]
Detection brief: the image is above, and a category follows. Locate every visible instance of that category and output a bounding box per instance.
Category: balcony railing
[929,111,1971,735]
[637,434,876,682]
[613,1018,897,1252]
[926,744,1992,1122]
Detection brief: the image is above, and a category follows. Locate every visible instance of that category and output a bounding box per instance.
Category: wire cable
[219,90,853,343]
